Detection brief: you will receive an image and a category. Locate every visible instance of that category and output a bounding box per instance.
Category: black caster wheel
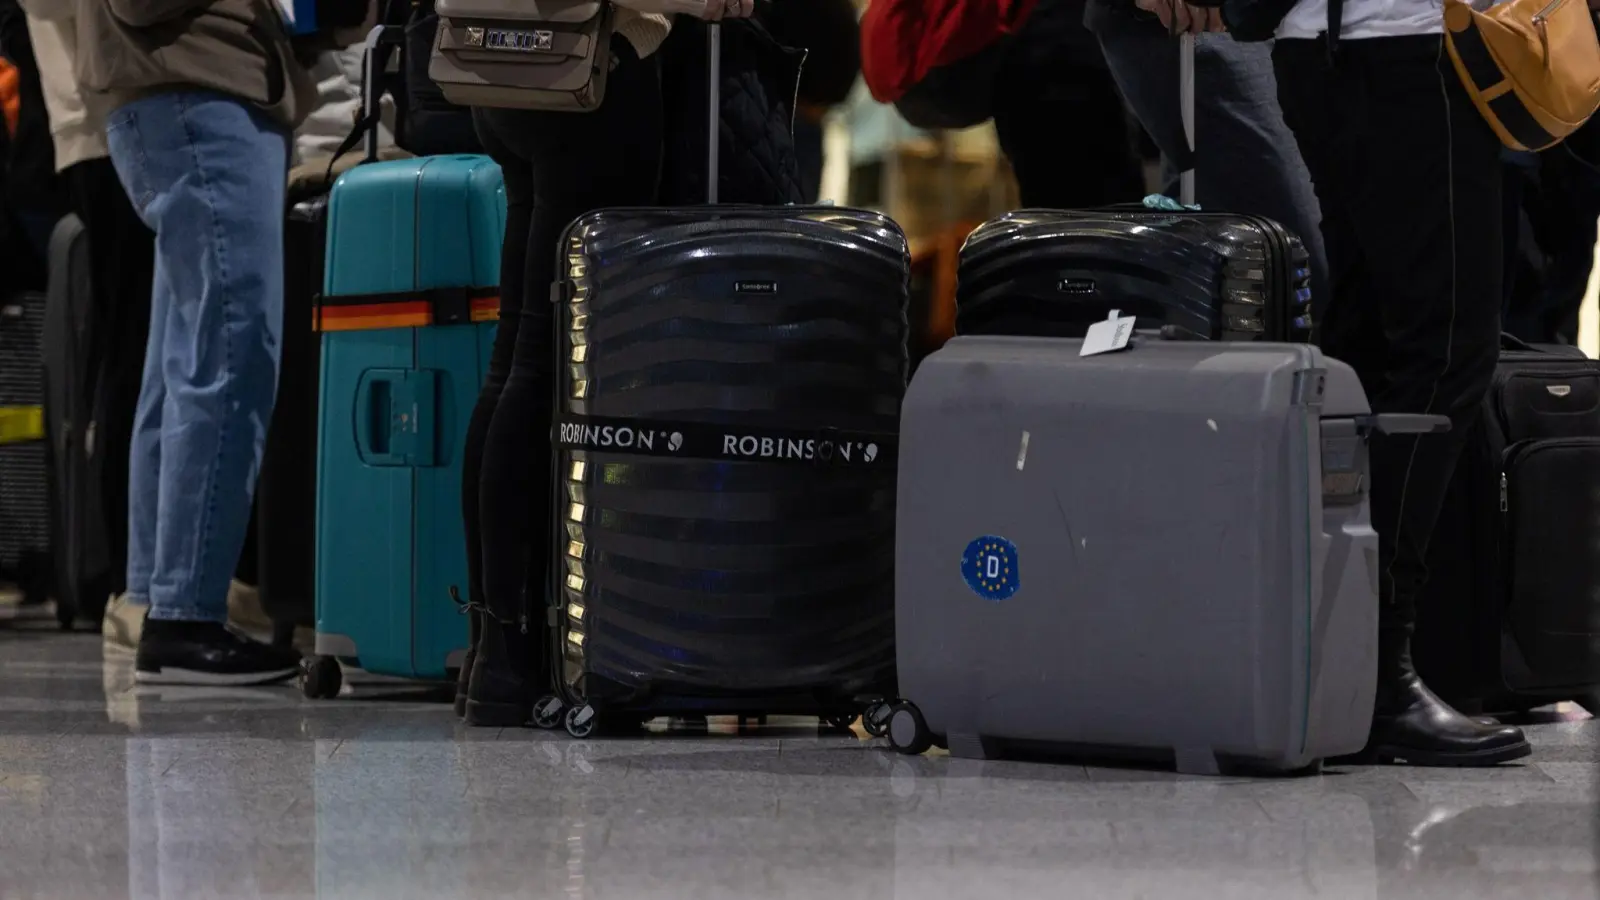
[886,702,933,756]
[302,656,343,700]
[565,704,598,739]
[533,695,566,730]
[824,714,858,732]
[862,702,893,738]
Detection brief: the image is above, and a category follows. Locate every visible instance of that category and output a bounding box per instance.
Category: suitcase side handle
[1351,414,1452,436]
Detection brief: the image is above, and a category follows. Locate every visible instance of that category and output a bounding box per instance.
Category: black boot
[464,620,535,727]
[454,607,481,718]
[1348,630,1532,767]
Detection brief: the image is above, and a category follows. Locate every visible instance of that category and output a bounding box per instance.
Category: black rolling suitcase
[955,37,1314,343]
[537,24,910,737]
[41,214,111,627]
[1413,336,1600,715]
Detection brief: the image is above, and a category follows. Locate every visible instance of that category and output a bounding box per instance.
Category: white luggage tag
[1079,309,1138,357]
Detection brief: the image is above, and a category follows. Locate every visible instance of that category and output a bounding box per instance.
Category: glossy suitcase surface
[311,155,503,690]
[548,205,909,720]
[892,337,1383,773]
[1414,340,1600,711]
[956,209,1314,343]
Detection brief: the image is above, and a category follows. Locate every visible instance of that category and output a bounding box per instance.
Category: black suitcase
[955,208,1314,342]
[41,215,111,627]
[1413,336,1600,714]
[536,25,909,737]
[0,288,52,610]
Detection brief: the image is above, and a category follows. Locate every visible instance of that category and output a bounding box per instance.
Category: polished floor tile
[1,627,1597,900]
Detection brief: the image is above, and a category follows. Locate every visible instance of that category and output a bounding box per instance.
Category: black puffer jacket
[400,0,483,156]
[657,16,805,206]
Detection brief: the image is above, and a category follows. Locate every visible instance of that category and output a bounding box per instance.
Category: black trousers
[993,0,1145,207]
[62,157,154,597]
[464,42,664,636]
[1274,37,1503,632]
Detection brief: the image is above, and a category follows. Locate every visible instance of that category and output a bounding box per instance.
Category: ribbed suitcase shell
[552,206,909,713]
[313,156,503,682]
[895,337,1378,773]
[957,209,1314,342]
[0,289,49,596]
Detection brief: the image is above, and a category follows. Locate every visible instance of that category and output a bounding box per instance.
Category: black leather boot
[464,619,535,727]
[1345,630,1532,767]
[454,607,481,718]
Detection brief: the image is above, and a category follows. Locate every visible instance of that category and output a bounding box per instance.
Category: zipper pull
[1500,473,1509,512]
[519,613,529,635]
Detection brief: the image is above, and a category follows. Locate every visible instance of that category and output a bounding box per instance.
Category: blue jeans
[1085,11,1332,319]
[106,92,289,623]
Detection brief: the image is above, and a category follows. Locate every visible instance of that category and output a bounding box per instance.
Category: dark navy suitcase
[535,26,909,738]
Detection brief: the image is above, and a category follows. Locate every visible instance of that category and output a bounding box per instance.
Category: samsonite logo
[720,434,879,464]
[560,422,682,452]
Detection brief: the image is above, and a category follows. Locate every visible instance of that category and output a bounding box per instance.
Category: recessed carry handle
[1353,414,1452,436]
[355,370,405,467]
[354,369,439,467]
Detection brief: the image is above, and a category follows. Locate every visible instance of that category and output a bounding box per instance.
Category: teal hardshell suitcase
[306,155,504,696]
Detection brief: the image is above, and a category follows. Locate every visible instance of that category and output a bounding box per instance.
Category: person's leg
[453,112,532,717]
[101,245,168,653]
[1090,19,1331,320]
[1277,37,1527,766]
[466,41,664,725]
[104,91,303,685]
[992,63,1144,208]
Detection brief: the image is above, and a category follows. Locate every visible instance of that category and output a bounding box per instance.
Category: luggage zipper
[1499,472,1508,512]
[1533,0,1565,24]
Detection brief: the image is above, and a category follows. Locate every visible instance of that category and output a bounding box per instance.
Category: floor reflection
[0,630,1595,899]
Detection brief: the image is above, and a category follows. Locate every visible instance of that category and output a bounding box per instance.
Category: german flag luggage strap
[313,286,500,332]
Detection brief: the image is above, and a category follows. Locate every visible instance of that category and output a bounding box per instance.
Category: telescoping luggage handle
[707,22,722,204]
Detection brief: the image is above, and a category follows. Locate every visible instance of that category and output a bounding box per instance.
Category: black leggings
[462,43,665,636]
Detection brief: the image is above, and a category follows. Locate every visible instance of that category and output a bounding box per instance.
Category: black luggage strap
[553,415,897,468]
[312,285,500,331]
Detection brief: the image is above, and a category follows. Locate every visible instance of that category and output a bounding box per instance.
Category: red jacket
[860,0,1039,104]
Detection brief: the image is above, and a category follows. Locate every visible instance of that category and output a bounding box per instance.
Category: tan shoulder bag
[1445,0,1600,150]
[429,0,616,112]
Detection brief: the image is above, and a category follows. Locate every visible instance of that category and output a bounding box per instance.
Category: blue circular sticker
[961,536,1020,602]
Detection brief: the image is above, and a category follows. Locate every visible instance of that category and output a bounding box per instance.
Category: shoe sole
[1339,740,1534,768]
[465,698,530,728]
[135,667,299,687]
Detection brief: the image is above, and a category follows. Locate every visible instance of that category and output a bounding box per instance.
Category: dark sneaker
[135,619,302,686]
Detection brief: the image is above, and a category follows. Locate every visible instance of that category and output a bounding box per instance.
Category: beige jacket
[74,0,317,130]
[17,3,107,172]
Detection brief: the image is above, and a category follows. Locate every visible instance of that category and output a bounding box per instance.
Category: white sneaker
[102,594,147,656]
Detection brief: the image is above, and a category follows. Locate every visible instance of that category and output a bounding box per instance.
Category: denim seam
[173,93,233,619]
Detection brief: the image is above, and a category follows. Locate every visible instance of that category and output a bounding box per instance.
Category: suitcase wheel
[886,702,934,756]
[862,701,893,738]
[823,714,858,733]
[533,695,566,729]
[565,704,597,739]
[302,655,343,700]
